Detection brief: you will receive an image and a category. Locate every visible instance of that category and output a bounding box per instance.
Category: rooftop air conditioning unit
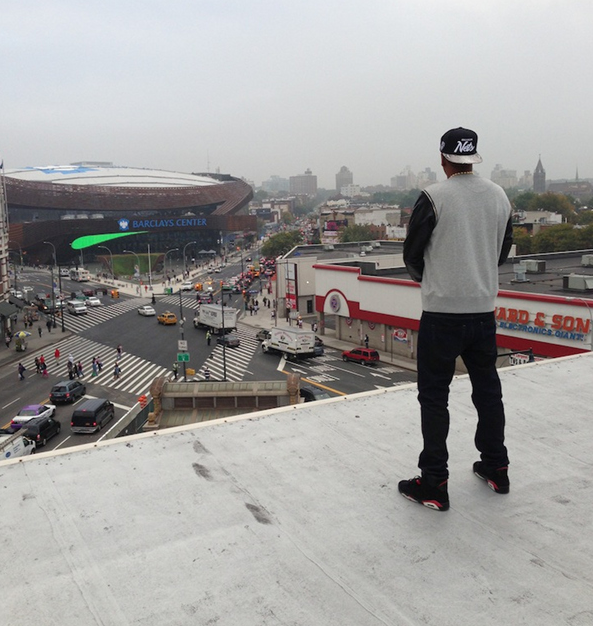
[524,259,546,274]
[512,263,528,283]
[581,254,593,267]
[563,274,593,291]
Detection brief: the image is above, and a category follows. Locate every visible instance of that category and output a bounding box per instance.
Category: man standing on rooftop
[400,127,513,511]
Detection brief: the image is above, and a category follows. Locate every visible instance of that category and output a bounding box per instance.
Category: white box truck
[261,327,320,360]
[193,304,238,334]
[0,430,36,461]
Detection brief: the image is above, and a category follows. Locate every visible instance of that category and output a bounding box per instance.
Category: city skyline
[2,1,593,189]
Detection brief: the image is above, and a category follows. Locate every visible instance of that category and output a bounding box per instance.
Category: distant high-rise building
[289,169,317,196]
[533,157,546,193]
[335,166,353,193]
[491,164,518,189]
[262,175,289,194]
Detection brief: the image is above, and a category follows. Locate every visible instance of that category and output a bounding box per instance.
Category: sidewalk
[236,303,417,373]
[0,326,73,371]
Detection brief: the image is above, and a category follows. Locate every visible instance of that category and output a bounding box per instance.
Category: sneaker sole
[399,491,450,511]
[474,470,510,494]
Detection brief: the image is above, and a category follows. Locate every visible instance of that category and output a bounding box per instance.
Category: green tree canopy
[339,224,376,243]
[512,227,532,255]
[532,224,579,253]
[527,192,577,223]
[261,231,303,257]
[511,191,537,212]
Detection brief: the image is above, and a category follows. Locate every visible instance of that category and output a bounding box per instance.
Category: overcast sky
[2,0,591,189]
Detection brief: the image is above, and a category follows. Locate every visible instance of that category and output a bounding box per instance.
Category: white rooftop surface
[2,354,592,626]
[4,165,221,187]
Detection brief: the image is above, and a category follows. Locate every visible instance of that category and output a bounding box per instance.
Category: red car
[341,348,380,366]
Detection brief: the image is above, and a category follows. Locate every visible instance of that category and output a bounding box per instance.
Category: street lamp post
[220,282,227,381]
[97,245,114,281]
[43,241,57,328]
[57,266,65,332]
[183,240,197,277]
[123,250,141,288]
[178,288,187,381]
[147,243,152,289]
[164,248,179,283]
[8,240,23,267]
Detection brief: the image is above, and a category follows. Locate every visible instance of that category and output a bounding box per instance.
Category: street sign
[178,340,188,351]
[177,353,190,362]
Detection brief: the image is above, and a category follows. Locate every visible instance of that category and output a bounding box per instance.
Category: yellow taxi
[157,311,178,325]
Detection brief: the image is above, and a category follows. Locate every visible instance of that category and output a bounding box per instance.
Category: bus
[69,268,91,282]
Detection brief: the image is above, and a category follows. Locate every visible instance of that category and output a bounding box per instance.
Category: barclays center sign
[118,217,208,231]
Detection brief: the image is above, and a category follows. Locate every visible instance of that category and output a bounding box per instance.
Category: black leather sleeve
[403,191,436,283]
[498,214,514,265]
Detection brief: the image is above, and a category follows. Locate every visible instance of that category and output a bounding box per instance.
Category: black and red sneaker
[473,462,510,494]
[398,476,449,511]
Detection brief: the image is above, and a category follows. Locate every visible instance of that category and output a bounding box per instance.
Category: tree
[511,191,537,212]
[576,209,593,225]
[512,227,532,255]
[527,192,577,223]
[339,224,376,243]
[261,231,302,257]
[532,224,579,253]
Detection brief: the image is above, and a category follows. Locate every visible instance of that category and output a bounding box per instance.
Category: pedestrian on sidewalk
[67,360,74,380]
[206,331,212,346]
[96,356,103,372]
[76,361,84,378]
[116,344,122,360]
[38,326,42,338]
[92,357,98,377]
[172,362,179,381]
[364,334,369,349]
[34,357,41,374]
[18,362,26,381]
[41,361,49,378]
[5,334,10,348]
[46,319,52,333]
[113,362,121,380]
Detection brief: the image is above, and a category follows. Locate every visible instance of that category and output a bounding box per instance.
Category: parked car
[10,404,56,430]
[216,333,240,347]
[138,305,156,316]
[341,348,381,366]
[49,380,86,404]
[23,415,61,448]
[256,329,271,341]
[86,296,102,307]
[299,385,332,402]
[157,311,178,325]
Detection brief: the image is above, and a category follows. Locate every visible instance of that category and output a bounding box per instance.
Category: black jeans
[417,311,509,482]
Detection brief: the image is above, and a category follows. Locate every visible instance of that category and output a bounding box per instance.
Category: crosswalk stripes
[19,335,168,397]
[158,294,201,312]
[58,297,150,332]
[191,323,260,382]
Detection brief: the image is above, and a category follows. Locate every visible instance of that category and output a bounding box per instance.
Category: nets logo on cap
[440,127,483,164]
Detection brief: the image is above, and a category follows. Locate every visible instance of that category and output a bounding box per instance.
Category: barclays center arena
[3,162,255,266]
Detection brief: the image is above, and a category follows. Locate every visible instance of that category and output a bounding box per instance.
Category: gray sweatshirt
[404,174,513,313]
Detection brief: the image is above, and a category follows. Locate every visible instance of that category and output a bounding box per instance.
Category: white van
[67,300,88,315]
[0,431,36,461]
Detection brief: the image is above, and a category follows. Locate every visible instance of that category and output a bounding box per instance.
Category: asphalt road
[2,263,417,452]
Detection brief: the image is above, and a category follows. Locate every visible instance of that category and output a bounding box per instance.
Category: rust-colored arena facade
[3,165,255,265]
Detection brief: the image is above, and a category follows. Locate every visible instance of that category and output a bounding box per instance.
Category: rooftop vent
[512,263,529,283]
[563,274,593,292]
[524,259,546,274]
